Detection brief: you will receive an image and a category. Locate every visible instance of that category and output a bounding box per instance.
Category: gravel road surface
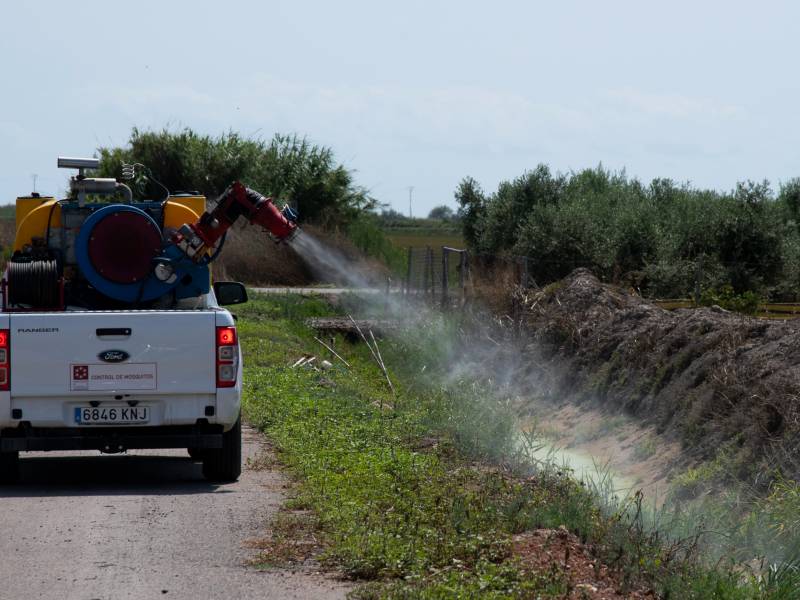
[0,425,350,600]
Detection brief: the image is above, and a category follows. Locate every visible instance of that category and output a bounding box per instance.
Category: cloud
[604,87,745,120]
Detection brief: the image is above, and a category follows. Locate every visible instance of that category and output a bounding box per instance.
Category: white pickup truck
[0,282,247,484]
[0,158,295,485]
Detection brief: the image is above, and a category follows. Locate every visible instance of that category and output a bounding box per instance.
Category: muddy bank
[521,269,800,490]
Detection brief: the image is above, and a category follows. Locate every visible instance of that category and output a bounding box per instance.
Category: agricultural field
[382,226,465,250]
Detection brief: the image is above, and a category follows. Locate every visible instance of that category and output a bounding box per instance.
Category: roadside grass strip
[237,294,798,599]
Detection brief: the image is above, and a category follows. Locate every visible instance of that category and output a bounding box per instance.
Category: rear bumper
[0,424,224,452]
[0,391,238,429]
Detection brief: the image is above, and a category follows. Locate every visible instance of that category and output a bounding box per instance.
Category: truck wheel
[202,418,242,482]
[187,448,206,460]
[0,451,20,484]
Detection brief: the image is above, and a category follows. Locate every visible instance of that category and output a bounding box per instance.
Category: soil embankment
[215,224,389,286]
[522,269,800,490]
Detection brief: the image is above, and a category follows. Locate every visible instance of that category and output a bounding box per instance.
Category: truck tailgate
[10,311,216,397]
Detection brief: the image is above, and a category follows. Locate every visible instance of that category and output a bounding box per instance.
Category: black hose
[204,232,227,264]
[8,259,59,307]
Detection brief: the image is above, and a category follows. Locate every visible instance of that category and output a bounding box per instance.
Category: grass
[347,218,408,275]
[237,292,800,598]
[383,227,465,251]
[633,437,657,461]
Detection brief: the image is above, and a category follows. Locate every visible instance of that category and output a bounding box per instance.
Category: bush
[457,165,800,299]
[97,127,376,229]
[697,285,761,315]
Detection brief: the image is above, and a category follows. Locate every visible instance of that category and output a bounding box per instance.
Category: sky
[1,0,800,216]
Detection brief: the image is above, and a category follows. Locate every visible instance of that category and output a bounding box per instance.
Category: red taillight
[0,329,9,391]
[216,326,238,388]
[217,327,237,346]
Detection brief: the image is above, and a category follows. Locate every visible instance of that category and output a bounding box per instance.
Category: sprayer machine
[5,157,299,310]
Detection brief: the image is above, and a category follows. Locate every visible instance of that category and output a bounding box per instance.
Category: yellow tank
[164,195,205,228]
[15,195,54,227]
[14,198,59,251]
[13,195,206,252]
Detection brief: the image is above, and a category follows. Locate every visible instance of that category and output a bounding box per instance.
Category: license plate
[74,406,150,425]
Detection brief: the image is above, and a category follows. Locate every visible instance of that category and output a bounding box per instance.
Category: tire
[187,448,206,460]
[202,417,242,482]
[0,451,20,484]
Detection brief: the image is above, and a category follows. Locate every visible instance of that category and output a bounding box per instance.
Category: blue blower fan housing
[75,204,209,303]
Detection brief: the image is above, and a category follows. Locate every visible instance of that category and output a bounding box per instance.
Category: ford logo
[98,350,129,363]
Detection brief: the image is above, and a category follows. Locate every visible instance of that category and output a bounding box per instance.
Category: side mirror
[213,281,248,306]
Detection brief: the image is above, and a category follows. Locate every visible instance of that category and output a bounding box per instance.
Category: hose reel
[7,259,60,307]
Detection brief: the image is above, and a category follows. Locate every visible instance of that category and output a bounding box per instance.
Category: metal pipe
[69,179,133,205]
[115,182,133,204]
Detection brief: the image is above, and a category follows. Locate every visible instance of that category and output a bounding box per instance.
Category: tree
[96,128,376,228]
[427,205,455,221]
[454,177,486,250]
[455,164,799,299]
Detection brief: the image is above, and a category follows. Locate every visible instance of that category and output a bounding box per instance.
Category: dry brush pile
[522,269,800,492]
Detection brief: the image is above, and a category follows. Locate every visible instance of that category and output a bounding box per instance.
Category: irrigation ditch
[245,232,800,597]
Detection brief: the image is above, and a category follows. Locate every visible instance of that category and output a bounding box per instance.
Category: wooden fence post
[458,251,465,292]
[405,247,413,297]
[441,247,449,307]
[462,251,470,305]
[429,247,436,300]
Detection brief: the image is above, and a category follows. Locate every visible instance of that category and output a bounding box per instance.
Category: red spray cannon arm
[171,181,299,261]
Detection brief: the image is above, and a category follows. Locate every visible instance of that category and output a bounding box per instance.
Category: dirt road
[0,426,350,600]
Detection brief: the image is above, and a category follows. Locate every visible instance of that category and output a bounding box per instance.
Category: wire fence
[400,246,800,318]
[403,246,469,306]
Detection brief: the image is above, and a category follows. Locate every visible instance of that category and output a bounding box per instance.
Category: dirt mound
[513,527,653,598]
[525,269,800,490]
[214,224,389,286]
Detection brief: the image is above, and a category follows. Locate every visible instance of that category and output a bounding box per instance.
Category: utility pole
[407,186,414,218]
[31,174,38,194]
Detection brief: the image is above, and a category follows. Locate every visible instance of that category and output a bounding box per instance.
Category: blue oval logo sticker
[98,350,130,363]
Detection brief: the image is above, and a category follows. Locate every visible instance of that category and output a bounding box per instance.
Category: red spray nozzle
[172,181,299,263]
[249,196,299,242]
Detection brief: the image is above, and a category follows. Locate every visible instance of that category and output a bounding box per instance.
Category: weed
[239,292,800,598]
[249,509,322,568]
[633,437,657,461]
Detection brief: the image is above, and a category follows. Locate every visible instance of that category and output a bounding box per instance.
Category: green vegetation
[375,208,461,231]
[427,205,459,222]
[697,285,761,314]
[375,208,464,252]
[238,292,800,598]
[94,127,419,279]
[456,166,800,300]
[97,127,376,229]
[345,216,407,275]
[382,228,465,251]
